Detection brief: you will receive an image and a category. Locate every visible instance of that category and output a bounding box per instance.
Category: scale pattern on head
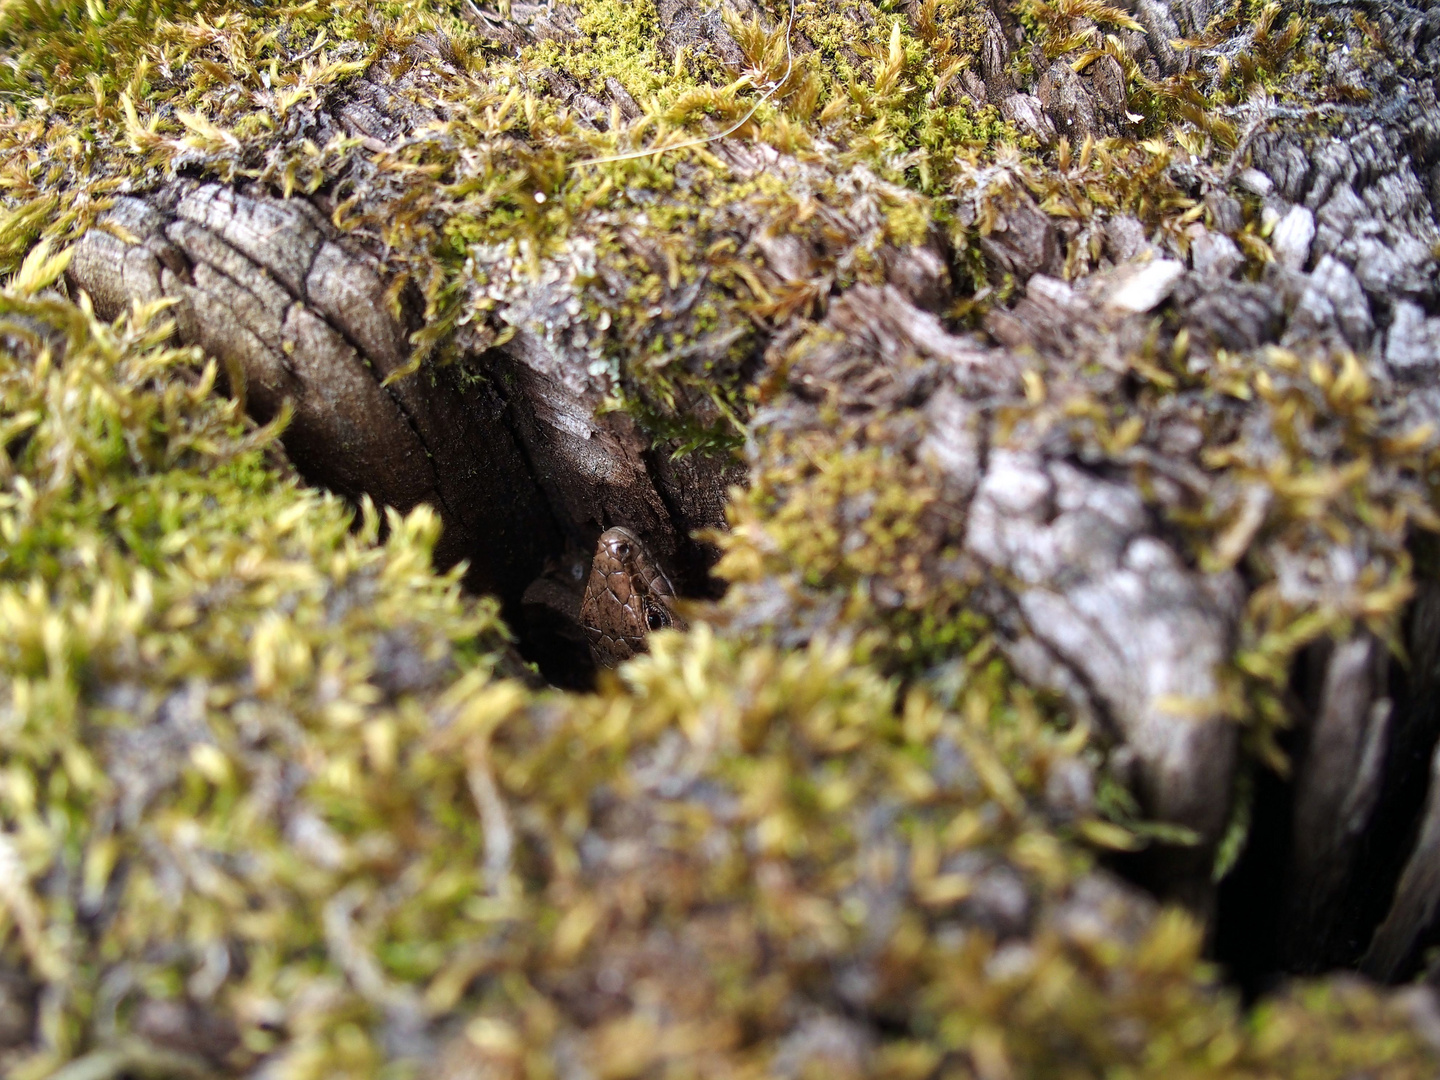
[579,527,684,667]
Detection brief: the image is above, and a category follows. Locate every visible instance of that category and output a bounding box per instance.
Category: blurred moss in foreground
[0,284,1430,1079]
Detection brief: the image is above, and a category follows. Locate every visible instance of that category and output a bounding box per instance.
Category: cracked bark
[71,182,561,610]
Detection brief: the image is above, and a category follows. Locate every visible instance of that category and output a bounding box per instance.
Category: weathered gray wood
[70,183,561,608]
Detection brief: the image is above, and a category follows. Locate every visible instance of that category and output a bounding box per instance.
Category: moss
[0,0,1437,1071]
[0,283,1428,1076]
[1010,306,1439,767]
[0,286,515,1074]
[716,425,980,671]
[1185,346,1433,768]
[527,0,705,99]
[0,0,1010,453]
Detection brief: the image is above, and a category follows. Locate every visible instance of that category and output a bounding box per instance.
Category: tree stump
[5,0,1438,1062]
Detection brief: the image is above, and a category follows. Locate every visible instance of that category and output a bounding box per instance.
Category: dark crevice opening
[1210,586,1440,997]
[478,350,605,689]
[1212,752,1294,1002]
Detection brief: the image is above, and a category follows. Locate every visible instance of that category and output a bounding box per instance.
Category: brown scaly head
[579,527,685,667]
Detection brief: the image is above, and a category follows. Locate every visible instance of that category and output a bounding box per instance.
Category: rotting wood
[27,0,1440,1055]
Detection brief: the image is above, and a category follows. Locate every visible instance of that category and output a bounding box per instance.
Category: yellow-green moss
[0,0,1014,452]
[0,285,1430,1077]
[716,423,981,671]
[0,0,1436,1071]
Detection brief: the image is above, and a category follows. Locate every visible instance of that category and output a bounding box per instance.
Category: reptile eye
[614,541,631,558]
[646,606,670,631]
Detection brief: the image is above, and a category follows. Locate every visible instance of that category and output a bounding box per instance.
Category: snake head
[579,526,685,667]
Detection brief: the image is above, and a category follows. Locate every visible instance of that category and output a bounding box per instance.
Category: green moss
[0,0,1014,469]
[0,276,1431,1076]
[0,287,514,1075]
[0,0,1013,451]
[528,0,703,99]
[0,0,1436,1070]
[1186,347,1432,768]
[775,0,1010,195]
[714,411,982,674]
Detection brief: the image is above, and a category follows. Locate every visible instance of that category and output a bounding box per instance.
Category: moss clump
[0,0,1009,454]
[716,421,982,674]
[0,0,1385,460]
[1179,346,1434,768]
[0,283,515,1077]
[0,283,1427,1076]
[770,0,1009,193]
[1004,318,1440,769]
[0,0,402,266]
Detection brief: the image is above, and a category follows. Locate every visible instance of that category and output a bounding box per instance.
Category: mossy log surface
[4,0,1440,1073]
